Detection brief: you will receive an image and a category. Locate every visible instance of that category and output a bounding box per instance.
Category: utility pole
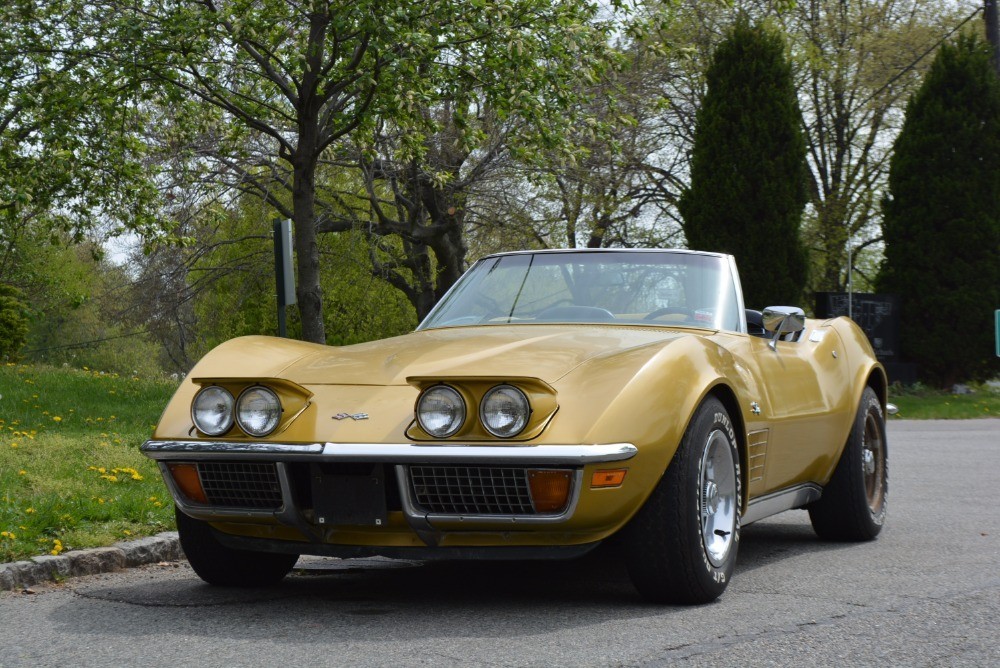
[987,1,1000,75]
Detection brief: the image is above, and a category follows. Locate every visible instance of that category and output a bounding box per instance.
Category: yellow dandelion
[18,470,26,476]
[53,416,62,422]
[25,508,35,514]
[1,531,15,540]
[122,530,132,536]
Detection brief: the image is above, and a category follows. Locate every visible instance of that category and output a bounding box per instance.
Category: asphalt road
[1,419,997,668]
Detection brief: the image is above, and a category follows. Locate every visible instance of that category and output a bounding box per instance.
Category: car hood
[268,326,693,387]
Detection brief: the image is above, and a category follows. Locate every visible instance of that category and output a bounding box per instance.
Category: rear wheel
[625,397,741,604]
[809,386,887,541]
[176,508,299,586]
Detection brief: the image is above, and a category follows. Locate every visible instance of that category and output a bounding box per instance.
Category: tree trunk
[292,153,326,343]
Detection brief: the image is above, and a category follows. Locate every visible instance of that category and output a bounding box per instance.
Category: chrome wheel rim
[862,411,886,513]
[700,429,737,568]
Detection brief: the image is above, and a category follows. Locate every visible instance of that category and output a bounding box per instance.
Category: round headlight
[191,386,235,436]
[236,386,282,437]
[480,385,530,438]
[416,385,466,438]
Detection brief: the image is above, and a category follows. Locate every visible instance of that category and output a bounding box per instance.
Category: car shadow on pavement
[46,511,872,644]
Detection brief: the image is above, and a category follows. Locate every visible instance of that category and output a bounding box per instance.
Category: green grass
[889,383,999,420]
[0,362,178,562]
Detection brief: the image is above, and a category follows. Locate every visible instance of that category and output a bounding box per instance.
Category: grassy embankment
[888,383,999,419]
[0,362,997,562]
[0,362,177,562]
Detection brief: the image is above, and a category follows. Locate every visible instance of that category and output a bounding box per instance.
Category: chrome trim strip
[743,483,823,525]
[143,440,325,457]
[142,440,638,464]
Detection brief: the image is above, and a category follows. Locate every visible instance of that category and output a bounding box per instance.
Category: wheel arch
[705,382,750,515]
[866,364,889,411]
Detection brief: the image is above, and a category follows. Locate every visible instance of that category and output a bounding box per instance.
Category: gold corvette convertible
[142,249,888,603]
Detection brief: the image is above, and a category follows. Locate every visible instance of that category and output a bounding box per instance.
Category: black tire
[176,508,299,586]
[808,386,887,541]
[624,397,742,604]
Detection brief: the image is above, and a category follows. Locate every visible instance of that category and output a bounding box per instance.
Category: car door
[749,322,852,492]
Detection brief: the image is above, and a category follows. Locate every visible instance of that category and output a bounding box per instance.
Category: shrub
[0,283,29,361]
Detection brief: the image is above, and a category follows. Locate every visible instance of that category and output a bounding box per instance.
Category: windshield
[419,251,743,332]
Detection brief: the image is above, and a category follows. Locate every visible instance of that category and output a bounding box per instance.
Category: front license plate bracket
[310,463,388,527]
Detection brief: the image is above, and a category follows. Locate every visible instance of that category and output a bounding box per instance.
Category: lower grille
[198,462,283,509]
[409,466,536,515]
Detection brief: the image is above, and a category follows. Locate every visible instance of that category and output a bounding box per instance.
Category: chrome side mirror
[762,306,806,350]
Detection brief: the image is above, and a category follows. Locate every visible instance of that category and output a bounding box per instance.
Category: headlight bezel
[235,385,283,437]
[416,384,467,439]
[479,384,531,438]
[191,385,235,436]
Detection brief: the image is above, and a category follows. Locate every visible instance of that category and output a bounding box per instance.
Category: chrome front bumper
[141,440,638,464]
[142,439,638,544]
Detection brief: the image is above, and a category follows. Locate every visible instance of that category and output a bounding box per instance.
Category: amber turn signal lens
[591,468,627,488]
[527,469,572,513]
[168,463,208,504]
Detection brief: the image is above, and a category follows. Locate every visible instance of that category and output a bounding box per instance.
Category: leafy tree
[97,0,623,334]
[878,35,1000,387]
[790,0,968,293]
[122,195,416,372]
[650,0,964,293]
[0,1,160,252]
[678,19,808,308]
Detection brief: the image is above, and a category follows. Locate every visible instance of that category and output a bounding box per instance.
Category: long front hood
[226,326,692,386]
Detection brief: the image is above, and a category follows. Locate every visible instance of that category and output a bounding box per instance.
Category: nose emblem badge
[333,413,369,421]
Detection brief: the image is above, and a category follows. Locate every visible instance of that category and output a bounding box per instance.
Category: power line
[858,6,984,109]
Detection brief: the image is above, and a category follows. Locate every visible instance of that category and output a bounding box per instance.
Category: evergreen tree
[679,20,809,309]
[878,35,1000,387]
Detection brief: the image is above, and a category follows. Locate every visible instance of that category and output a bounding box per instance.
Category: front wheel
[176,508,299,586]
[808,386,888,541]
[624,397,742,604]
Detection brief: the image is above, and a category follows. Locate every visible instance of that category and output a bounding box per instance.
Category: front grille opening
[409,465,539,515]
[197,462,283,509]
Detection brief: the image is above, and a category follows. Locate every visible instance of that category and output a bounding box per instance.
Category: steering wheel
[643,307,695,321]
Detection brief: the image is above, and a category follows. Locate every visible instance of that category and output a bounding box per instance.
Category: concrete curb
[0,532,181,592]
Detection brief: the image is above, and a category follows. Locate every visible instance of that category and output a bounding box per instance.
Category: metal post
[987,1,1000,75]
[847,242,853,321]
[273,220,287,338]
[273,219,296,338]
